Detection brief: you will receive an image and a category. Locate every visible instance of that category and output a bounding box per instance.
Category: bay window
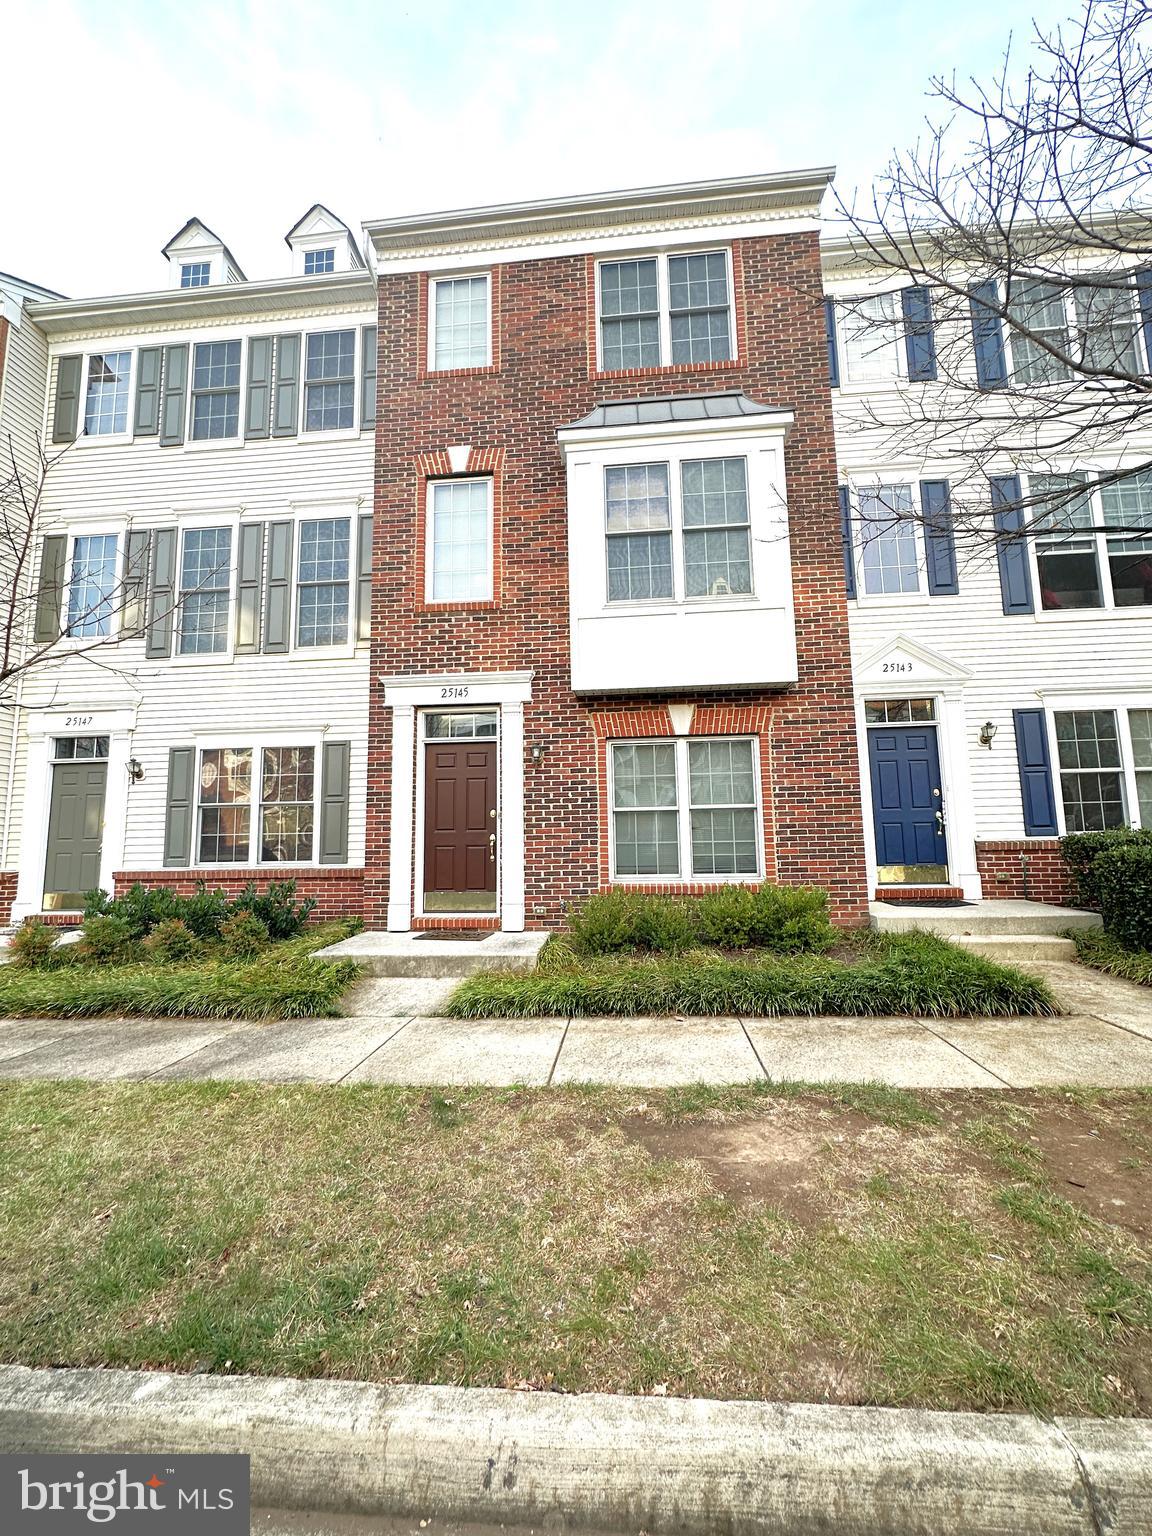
[609,737,760,879]
[605,456,752,603]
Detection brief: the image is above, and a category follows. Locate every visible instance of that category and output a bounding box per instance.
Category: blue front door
[868,725,948,884]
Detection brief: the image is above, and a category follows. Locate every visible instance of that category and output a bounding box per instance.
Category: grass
[1072,928,1152,987]
[0,922,361,1021]
[446,931,1057,1019]
[0,1080,1149,1416]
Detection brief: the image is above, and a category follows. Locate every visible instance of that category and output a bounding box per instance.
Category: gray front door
[44,761,107,908]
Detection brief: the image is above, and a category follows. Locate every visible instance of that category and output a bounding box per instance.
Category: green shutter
[360,325,377,429]
[262,520,293,652]
[34,534,67,642]
[159,344,188,446]
[235,522,265,653]
[145,527,177,658]
[134,347,162,436]
[272,334,301,436]
[245,336,273,439]
[52,356,82,443]
[121,530,151,636]
[319,741,351,864]
[164,747,196,867]
[356,513,372,641]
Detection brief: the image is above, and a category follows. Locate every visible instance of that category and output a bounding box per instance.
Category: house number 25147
[440,686,470,700]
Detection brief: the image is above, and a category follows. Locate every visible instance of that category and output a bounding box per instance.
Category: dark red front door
[424,742,497,912]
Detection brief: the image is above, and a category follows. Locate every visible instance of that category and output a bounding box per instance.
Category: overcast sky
[3,0,1076,298]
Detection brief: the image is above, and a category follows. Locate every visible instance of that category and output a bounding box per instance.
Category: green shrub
[84,882,183,939]
[1092,843,1152,951]
[566,884,836,956]
[1072,928,1152,986]
[77,915,137,965]
[143,919,201,963]
[7,920,60,969]
[230,880,316,940]
[219,910,270,959]
[1059,829,1152,907]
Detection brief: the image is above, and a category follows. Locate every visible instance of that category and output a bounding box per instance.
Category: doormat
[877,899,974,908]
[412,930,492,942]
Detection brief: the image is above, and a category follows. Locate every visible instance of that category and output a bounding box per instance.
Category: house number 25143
[440,686,470,700]
[881,662,912,674]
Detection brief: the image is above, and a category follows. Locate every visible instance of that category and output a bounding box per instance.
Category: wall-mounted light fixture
[978,721,998,749]
[127,757,145,783]
[529,743,548,767]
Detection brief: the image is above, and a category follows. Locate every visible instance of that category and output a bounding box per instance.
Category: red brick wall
[368,232,868,928]
[114,868,364,920]
[0,870,16,925]
[975,841,1077,905]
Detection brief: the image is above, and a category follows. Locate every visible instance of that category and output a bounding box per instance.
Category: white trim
[427,271,492,371]
[593,246,735,373]
[423,477,494,605]
[413,709,501,923]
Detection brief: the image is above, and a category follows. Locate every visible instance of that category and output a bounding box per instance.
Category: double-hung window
[427,479,493,602]
[1030,471,1152,610]
[82,352,131,436]
[196,744,317,864]
[1053,708,1152,832]
[1008,275,1144,383]
[304,330,355,431]
[839,293,902,383]
[304,248,335,275]
[597,250,733,370]
[430,275,491,369]
[190,341,241,440]
[296,517,351,645]
[851,484,921,596]
[605,456,751,603]
[609,737,760,879]
[177,527,232,655]
[66,534,118,637]
[180,262,211,289]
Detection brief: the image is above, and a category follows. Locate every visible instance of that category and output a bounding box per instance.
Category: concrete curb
[2,1365,1151,1534]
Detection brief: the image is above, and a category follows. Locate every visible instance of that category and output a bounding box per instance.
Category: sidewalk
[0,960,1151,1087]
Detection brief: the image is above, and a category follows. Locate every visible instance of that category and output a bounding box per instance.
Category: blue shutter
[902,287,937,380]
[838,486,855,597]
[990,474,1034,615]
[920,479,958,594]
[969,281,1008,390]
[1013,709,1059,837]
[824,298,840,387]
[1136,269,1152,373]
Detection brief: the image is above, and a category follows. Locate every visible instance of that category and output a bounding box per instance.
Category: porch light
[978,721,998,748]
[529,743,548,767]
[127,757,145,782]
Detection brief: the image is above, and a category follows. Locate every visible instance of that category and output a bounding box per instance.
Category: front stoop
[312,929,550,978]
[869,898,1101,963]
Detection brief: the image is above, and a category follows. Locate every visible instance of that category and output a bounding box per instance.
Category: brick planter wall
[367,232,869,929]
[0,871,17,925]
[113,868,365,920]
[974,841,1077,905]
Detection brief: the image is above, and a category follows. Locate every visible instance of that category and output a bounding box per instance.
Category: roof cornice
[364,168,836,260]
[25,270,377,335]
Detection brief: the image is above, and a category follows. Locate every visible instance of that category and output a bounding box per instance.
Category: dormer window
[304,249,335,276]
[180,262,211,289]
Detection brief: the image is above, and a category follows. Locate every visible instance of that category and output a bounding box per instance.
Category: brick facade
[0,870,16,926]
[113,867,365,920]
[367,232,869,929]
[974,840,1077,905]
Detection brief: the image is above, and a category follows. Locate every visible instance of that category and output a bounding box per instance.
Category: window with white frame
[839,293,902,383]
[1051,709,1152,832]
[427,479,492,602]
[431,275,490,369]
[855,483,921,595]
[180,261,211,289]
[605,456,752,603]
[304,248,335,275]
[177,526,232,655]
[304,330,355,431]
[296,517,351,645]
[196,744,316,864]
[190,341,241,440]
[1008,276,1145,383]
[597,250,733,370]
[609,737,760,879]
[83,352,132,436]
[66,533,118,637]
[1030,471,1152,610]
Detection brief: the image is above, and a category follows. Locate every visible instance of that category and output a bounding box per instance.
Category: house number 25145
[440,686,470,700]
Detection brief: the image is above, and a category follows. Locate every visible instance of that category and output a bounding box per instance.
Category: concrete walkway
[1,961,1151,1088]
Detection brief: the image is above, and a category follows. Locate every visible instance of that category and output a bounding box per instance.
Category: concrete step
[870,899,1101,937]
[311,929,550,978]
[947,934,1079,963]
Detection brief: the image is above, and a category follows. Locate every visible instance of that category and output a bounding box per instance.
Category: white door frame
[414,707,501,922]
[381,671,532,931]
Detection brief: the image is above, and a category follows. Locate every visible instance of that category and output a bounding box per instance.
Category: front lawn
[446,931,1057,1019]
[1,1080,1149,1416]
[1073,929,1152,988]
[0,923,361,1021]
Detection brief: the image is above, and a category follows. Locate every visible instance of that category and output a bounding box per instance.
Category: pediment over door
[855,634,971,690]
